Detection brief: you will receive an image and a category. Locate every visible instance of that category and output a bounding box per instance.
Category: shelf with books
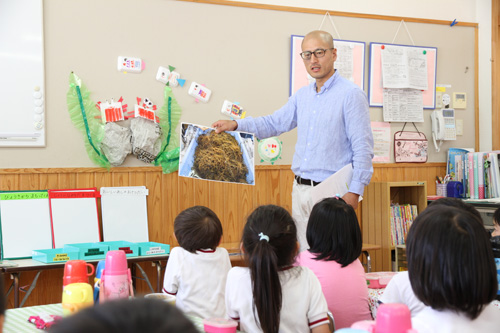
[362,181,427,272]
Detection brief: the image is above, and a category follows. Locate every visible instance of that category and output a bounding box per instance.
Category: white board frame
[0,0,45,147]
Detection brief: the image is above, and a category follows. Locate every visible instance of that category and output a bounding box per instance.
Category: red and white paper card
[48,188,101,248]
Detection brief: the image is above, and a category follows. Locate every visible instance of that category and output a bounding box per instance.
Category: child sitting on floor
[296,197,372,329]
[162,206,231,319]
[408,204,499,332]
[225,205,330,333]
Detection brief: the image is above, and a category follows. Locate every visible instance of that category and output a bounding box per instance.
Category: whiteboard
[48,189,101,248]
[0,191,52,259]
[0,0,45,147]
[100,186,149,243]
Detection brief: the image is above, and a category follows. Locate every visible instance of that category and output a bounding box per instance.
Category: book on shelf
[390,204,418,246]
[449,149,500,200]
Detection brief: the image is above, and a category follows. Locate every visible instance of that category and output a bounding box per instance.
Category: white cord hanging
[391,20,415,45]
[318,12,341,40]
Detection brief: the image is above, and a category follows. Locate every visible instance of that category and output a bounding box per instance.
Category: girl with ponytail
[225,205,330,333]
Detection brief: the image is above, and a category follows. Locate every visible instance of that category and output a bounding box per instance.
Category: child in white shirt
[407,205,499,332]
[162,206,231,319]
[225,205,330,333]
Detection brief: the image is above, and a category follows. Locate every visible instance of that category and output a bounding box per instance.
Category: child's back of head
[174,205,222,252]
[242,205,298,333]
[49,298,199,333]
[407,204,497,320]
[306,197,362,267]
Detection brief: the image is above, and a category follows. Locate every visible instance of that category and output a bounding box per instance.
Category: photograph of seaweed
[179,123,255,185]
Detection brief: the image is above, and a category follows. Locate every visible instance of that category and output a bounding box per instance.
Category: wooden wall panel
[0,163,445,307]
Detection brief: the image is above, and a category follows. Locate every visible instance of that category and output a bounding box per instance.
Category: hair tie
[334,193,341,200]
[258,232,269,242]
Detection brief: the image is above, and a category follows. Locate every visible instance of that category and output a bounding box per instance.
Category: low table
[1,254,169,308]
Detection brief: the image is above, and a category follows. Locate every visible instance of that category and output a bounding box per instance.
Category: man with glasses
[213,30,373,252]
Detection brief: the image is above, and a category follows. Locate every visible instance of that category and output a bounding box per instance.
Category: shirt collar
[313,69,337,94]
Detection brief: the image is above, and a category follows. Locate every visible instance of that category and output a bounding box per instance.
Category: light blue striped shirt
[236,71,374,195]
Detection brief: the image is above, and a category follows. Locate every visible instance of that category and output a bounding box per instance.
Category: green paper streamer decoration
[154,86,182,174]
[67,72,110,169]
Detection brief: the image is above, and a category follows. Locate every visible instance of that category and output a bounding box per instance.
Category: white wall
[232,0,492,150]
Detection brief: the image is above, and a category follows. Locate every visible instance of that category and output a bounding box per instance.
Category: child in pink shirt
[296,197,372,329]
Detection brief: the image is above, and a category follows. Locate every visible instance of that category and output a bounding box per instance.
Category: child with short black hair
[408,205,499,332]
[381,198,484,317]
[162,206,231,319]
[296,197,371,329]
[225,205,330,333]
[49,298,199,333]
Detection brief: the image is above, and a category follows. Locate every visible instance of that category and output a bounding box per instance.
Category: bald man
[213,31,373,252]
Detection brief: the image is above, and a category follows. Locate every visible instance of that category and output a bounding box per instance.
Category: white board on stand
[48,188,101,248]
[0,191,52,259]
[100,186,149,243]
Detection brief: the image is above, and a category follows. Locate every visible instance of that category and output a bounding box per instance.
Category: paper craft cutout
[100,186,149,243]
[67,72,110,169]
[153,86,182,174]
[156,65,185,87]
[258,137,282,165]
[129,97,159,123]
[96,97,128,123]
[48,188,101,248]
[117,56,145,74]
[188,82,211,103]
[0,191,52,259]
[221,100,246,119]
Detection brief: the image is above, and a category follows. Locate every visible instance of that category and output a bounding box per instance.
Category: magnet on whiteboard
[34,99,43,107]
[33,91,42,99]
[34,114,43,122]
[349,43,354,49]
[34,122,43,130]
[34,86,40,91]
[34,107,43,114]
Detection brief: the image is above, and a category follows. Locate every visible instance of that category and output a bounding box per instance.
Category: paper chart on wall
[48,188,101,248]
[0,191,52,259]
[369,42,437,108]
[383,89,424,122]
[381,45,428,90]
[100,186,149,243]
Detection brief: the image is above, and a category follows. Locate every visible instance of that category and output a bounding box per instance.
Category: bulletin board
[290,35,365,95]
[0,0,478,167]
[368,42,438,109]
[0,0,45,147]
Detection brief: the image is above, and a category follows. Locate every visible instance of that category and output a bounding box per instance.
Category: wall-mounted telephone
[431,109,456,151]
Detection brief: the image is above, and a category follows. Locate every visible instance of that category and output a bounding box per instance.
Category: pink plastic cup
[203,318,238,333]
[63,260,95,287]
[375,303,413,333]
